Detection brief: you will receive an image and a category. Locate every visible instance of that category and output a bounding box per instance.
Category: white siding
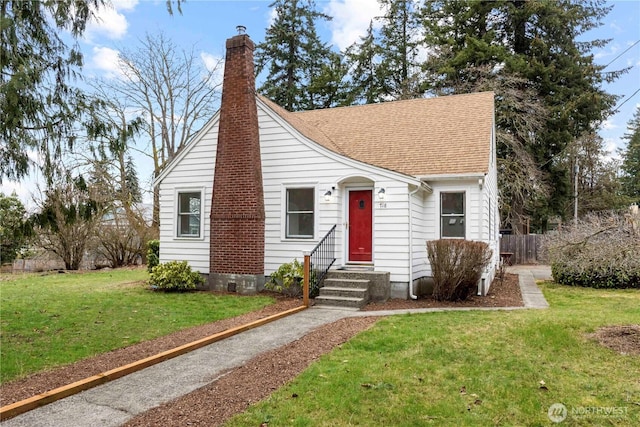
[417,179,486,280]
[411,186,431,281]
[416,133,500,291]
[158,123,218,273]
[259,106,415,283]
[157,98,498,290]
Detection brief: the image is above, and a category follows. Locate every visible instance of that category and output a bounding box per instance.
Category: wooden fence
[499,234,543,265]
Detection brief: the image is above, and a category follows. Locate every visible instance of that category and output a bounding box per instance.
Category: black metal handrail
[309,224,337,297]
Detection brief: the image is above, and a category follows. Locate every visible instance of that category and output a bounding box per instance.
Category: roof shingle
[259,92,494,177]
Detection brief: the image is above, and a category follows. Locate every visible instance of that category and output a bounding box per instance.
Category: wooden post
[303,251,310,307]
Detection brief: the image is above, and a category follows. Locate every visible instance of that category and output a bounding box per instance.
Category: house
[155,31,500,301]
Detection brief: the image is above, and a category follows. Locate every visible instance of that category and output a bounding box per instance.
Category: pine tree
[420,0,621,232]
[376,0,426,100]
[620,107,640,202]
[0,0,99,183]
[255,0,335,111]
[0,0,181,184]
[345,21,384,104]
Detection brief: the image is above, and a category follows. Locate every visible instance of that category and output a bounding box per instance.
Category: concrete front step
[314,294,368,309]
[320,286,369,300]
[315,278,370,309]
[322,277,370,289]
[325,269,391,302]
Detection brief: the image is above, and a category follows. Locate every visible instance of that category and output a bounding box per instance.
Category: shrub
[146,239,160,273]
[265,259,304,297]
[427,239,492,301]
[542,211,640,289]
[149,260,204,291]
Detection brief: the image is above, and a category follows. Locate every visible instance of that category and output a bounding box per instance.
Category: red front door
[348,190,373,262]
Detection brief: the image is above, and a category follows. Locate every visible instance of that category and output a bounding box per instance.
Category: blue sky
[2,0,639,206]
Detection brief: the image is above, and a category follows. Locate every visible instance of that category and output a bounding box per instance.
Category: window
[177,191,201,237]
[441,192,465,238]
[286,188,314,238]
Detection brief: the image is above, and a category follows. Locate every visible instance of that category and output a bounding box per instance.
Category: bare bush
[427,240,492,301]
[541,210,640,288]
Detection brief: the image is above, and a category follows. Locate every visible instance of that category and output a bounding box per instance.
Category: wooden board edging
[0,305,307,421]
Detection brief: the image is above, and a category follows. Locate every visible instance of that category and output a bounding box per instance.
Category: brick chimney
[209,29,265,294]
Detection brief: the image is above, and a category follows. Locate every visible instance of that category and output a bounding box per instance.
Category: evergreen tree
[124,156,142,205]
[255,0,335,111]
[0,0,181,184]
[376,0,426,100]
[0,192,31,263]
[307,51,354,108]
[620,107,640,202]
[0,0,100,183]
[345,21,384,104]
[420,0,620,232]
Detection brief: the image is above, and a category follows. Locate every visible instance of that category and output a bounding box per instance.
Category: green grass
[0,268,275,383]
[227,282,640,426]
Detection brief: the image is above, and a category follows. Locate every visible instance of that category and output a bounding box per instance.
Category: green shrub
[543,212,640,289]
[427,239,492,301]
[265,259,304,297]
[146,239,160,273]
[149,261,204,292]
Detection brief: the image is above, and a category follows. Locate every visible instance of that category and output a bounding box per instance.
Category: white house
[155,32,500,302]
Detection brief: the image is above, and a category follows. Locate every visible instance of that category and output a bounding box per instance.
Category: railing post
[303,251,310,307]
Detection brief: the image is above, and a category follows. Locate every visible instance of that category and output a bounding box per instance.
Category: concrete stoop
[315,278,370,309]
[314,269,391,310]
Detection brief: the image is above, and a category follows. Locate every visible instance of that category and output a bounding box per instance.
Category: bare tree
[98,32,223,227]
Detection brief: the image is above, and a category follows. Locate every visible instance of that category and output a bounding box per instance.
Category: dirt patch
[364,272,522,310]
[588,325,640,356]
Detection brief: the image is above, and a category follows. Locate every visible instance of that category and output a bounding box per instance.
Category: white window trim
[439,191,466,239]
[281,183,318,241]
[174,187,205,240]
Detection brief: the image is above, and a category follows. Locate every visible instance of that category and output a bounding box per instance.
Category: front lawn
[227,282,640,426]
[0,268,275,383]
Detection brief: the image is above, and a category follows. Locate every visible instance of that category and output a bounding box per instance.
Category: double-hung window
[286,188,314,239]
[441,192,465,238]
[177,191,201,238]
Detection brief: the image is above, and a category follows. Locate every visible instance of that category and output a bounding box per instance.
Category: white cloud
[594,43,619,60]
[603,137,622,161]
[85,0,138,41]
[267,5,278,27]
[200,52,224,88]
[112,0,138,12]
[601,118,618,130]
[325,0,384,51]
[0,181,38,211]
[201,52,223,73]
[91,46,126,79]
[609,22,623,35]
[0,151,43,210]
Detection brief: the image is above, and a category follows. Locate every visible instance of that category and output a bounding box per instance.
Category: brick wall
[210,34,265,278]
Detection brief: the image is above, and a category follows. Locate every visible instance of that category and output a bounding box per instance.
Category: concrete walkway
[1,267,551,427]
[507,265,552,309]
